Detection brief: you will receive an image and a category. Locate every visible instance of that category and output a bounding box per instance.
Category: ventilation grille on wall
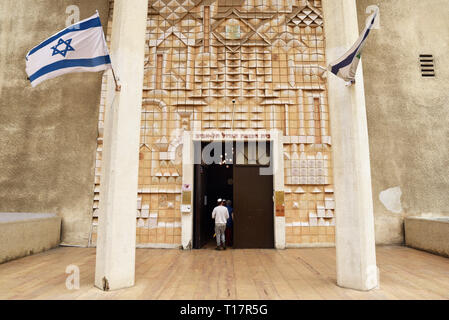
[420,54,435,77]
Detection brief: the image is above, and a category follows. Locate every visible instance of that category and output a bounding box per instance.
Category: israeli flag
[26,12,111,87]
[328,11,378,83]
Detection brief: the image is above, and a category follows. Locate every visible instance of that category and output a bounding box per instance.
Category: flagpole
[97,10,121,92]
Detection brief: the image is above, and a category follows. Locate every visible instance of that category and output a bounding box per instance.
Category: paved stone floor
[0,245,448,299]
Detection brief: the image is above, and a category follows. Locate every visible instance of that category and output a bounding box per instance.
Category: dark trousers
[225,226,233,247]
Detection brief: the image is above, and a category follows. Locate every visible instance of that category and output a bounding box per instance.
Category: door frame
[181,130,285,249]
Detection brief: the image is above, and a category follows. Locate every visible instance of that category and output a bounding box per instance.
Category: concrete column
[95,0,148,291]
[322,0,379,291]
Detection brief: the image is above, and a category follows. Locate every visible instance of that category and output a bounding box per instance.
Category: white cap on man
[217,198,222,203]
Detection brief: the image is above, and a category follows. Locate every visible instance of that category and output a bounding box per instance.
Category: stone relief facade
[90,0,335,247]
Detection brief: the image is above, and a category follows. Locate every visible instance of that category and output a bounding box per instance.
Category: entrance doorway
[193,141,274,249]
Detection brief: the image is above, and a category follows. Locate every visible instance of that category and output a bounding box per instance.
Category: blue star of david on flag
[51,38,75,57]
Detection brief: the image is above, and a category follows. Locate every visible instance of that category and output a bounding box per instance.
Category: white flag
[26,12,111,87]
[328,11,378,83]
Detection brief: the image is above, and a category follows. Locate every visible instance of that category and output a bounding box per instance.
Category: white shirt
[212,205,229,224]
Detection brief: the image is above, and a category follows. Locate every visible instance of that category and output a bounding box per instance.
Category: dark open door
[233,166,274,248]
[193,141,235,249]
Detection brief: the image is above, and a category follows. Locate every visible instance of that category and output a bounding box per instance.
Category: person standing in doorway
[212,198,229,250]
[225,200,234,247]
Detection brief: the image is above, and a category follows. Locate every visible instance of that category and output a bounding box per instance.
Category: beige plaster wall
[0,0,109,245]
[356,0,449,244]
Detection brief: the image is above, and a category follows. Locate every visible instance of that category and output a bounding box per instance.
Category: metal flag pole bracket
[345,79,356,87]
[111,67,121,92]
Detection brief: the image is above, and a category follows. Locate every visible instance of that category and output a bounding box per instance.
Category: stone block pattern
[89,0,335,247]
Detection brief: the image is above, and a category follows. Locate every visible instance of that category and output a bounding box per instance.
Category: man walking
[212,198,229,250]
